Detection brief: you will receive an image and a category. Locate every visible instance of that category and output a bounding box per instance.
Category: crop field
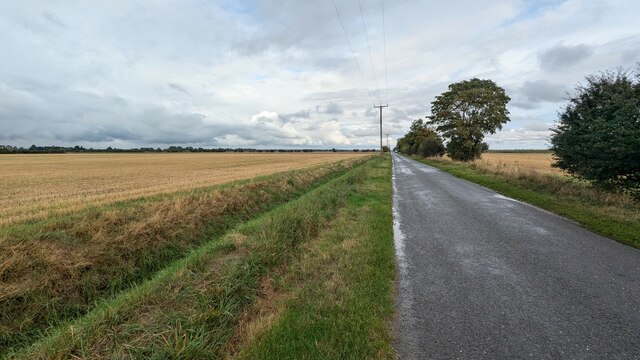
[0,152,369,225]
[475,151,562,175]
[0,154,395,357]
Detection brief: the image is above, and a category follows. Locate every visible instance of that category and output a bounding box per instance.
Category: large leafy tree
[551,69,640,194]
[396,119,445,157]
[428,78,510,161]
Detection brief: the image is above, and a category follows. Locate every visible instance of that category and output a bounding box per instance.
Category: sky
[0,0,638,150]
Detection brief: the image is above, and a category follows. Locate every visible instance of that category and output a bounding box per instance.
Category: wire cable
[331,0,376,106]
[382,0,389,105]
[358,0,382,105]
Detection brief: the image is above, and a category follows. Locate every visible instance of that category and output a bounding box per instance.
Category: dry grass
[431,153,637,208]
[0,152,368,225]
[475,152,562,175]
[0,157,367,355]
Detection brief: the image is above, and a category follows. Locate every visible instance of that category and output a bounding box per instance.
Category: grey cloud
[523,120,554,132]
[305,88,371,104]
[520,79,567,103]
[0,82,230,146]
[538,44,592,71]
[389,106,425,122]
[404,106,426,117]
[42,11,67,29]
[316,102,344,115]
[168,83,189,94]
[511,101,540,110]
[237,1,346,54]
[279,110,311,123]
[621,49,639,63]
[346,125,378,137]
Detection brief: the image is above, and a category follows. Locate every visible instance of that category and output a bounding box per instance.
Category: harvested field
[476,152,561,175]
[0,152,368,225]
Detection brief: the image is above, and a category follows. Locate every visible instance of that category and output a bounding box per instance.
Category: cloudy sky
[1,0,638,149]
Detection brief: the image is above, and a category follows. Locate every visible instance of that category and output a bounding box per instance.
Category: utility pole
[385,133,390,149]
[374,104,388,152]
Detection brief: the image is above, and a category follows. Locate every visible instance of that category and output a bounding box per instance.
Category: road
[391,153,640,359]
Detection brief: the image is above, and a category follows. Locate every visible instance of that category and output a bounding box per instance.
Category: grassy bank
[411,155,640,248]
[228,155,395,359]
[0,157,367,355]
[11,155,395,359]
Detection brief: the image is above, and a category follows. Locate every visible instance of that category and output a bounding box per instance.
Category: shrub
[551,68,640,195]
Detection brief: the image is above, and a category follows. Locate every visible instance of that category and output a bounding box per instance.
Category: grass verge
[411,155,640,248]
[226,154,395,359]
[10,155,395,359]
[0,157,367,356]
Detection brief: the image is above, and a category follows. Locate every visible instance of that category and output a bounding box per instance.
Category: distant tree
[381,145,390,152]
[551,68,640,194]
[481,142,490,152]
[417,136,446,157]
[396,118,445,157]
[428,78,510,161]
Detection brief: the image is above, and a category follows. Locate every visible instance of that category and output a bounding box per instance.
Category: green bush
[551,69,640,195]
[396,119,445,157]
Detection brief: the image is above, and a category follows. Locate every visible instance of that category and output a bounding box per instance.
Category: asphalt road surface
[391,153,640,359]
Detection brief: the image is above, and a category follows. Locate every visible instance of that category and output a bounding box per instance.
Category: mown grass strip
[411,156,640,248]
[11,156,391,359]
[0,157,368,356]
[227,155,395,359]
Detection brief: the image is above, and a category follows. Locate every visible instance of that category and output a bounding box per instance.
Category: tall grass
[11,156,383,359]
[0,157,367,356]
[469,157,638,207]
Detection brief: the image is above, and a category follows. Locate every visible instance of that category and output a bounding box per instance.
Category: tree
[396,119,445,157]
[417,136,445,157]
[551,69,640,194]
[428,78,510,161]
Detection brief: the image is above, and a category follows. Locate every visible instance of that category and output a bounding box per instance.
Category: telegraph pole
[385,133,390,149]
[374,104,388,152]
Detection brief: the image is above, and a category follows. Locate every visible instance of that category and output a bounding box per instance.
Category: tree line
[0,145,377,154]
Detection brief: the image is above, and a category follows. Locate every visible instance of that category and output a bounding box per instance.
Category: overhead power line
[330,0,390,152]
[382,0,389,105]
[331,0,376,106]
[358,0,382,105]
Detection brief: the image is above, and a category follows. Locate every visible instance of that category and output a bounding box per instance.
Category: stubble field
[475,151,561,175]
[0,152,369,225]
